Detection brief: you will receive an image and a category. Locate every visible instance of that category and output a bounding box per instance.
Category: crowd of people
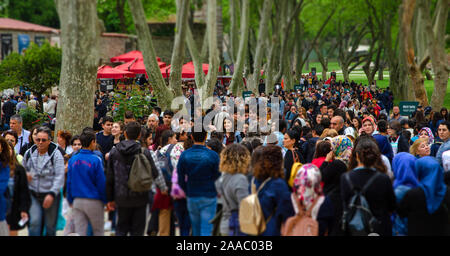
[0,77,450,236]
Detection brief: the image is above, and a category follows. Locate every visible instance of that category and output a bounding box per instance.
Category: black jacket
[397,187,450,236]
[340,168,396,236]
[106,140,159,207]
[6,164,31,230]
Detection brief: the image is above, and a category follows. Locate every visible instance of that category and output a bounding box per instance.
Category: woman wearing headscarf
[391,153,419,236]
[397,157,450,235]
[359,116,378,136]
[373,133,395,179]
[283,164,326,236]
[419,127,435,145]
[318,137,350,236]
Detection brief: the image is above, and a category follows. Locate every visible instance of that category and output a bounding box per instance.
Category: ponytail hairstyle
[348,134,387,174]
[286,129,301,149]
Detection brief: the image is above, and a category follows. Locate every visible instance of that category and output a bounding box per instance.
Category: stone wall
[100,33,137,65]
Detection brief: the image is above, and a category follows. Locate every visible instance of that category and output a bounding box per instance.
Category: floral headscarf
[292,164,323,213]
[419,127,434,144]
[331,135,353,164]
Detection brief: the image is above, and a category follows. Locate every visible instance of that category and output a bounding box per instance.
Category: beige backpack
[239,177,272,236]
[281,197,319,236]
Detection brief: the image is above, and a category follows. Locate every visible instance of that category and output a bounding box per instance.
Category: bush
[112,88,153,122]
[19,107,50,130]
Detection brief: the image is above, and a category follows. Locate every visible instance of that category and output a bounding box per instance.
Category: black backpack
[341,171,381,236]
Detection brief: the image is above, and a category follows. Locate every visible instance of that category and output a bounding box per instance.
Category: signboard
[294,85,302,91]
[35,36,46,47]
[399,101,419,116]
[18,34,30,54]
[1,34,13,60]
[100,79,114,92]
[242,91,253,99]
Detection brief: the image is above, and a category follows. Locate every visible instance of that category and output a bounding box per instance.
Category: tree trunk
[229,0,240,64]
[116,0,127,33]
[186,24,205,88]
[198,0,220,104]
[424,0,449,110]
[230,0,249,96]
[378,62,384,80]
[128,0,174,110]
[169,0,190,98]
[401,0,428,106]
[216,0,224,72]
[247,0,272,93]
[55,0,102,136]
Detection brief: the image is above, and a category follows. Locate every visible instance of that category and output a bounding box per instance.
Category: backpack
[341,171,381,236]
[128,148,154,192]
[281,197,320,236]
[156,144,175,185]
[239,177,272,236]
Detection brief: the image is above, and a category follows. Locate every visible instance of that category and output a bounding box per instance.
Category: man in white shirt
[46,95,57,117]
[9,114,30,153]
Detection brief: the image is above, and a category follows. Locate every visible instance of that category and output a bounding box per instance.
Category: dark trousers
[173,199,191,236]
[116,206,147,236]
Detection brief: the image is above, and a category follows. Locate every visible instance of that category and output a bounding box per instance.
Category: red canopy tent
[110,50,161,63]
[161,62,216,78]
[115,58,166,75]
[97,65,135,79]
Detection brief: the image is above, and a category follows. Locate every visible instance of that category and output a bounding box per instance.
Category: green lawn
[301,61,450,109]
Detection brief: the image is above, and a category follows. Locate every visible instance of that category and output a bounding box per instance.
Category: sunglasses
[36,138,48,143]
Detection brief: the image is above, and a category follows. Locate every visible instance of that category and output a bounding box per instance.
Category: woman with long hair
[5,141,30,236]
[283,129,305,189]
[216,144,251,236]
[343,135,396,236]
[0,136,13,236]
[248,145,295,236]
[154,130,178,236]
[19,125,40,156]
[312,140,332,168]
[440,108,449,122]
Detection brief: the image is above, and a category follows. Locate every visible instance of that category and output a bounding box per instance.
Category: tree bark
[169,0,190,98]
[198,0,220,104]
[116,0,127,34]
[229,0,240,64]
[55,0,102,136]
[128,0,174,110]
[230,0,250,96]
[400,0,428,106]
[186,24,205,88]
[423,0,449,110]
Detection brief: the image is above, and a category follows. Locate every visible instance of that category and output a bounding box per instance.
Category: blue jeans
[29,193,60,236]
[187,197,217,236]
[173,199,191,236]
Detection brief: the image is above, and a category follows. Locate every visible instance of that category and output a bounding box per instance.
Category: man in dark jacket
[106,122,167,236]
[2,96,16,127]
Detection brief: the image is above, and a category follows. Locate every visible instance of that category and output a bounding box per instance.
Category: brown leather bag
[282,198,319,236]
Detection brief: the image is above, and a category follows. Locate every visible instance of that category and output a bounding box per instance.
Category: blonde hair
[220,144,251,175]
[320,128,338,139]
[410,137,429,156]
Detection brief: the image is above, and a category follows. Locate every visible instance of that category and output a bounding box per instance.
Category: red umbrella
[116,58,166,74]
[97,65,135,79]
[110,50,161,63]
